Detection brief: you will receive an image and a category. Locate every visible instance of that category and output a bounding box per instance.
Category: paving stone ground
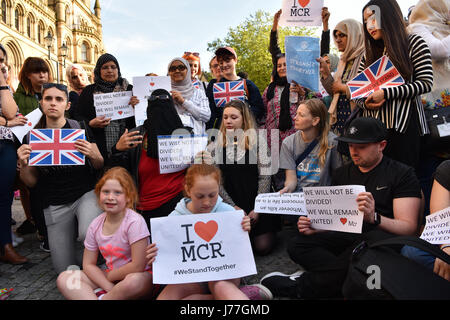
[1,199,301,300]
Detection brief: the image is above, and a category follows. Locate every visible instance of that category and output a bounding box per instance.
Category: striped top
[357,34,433,135]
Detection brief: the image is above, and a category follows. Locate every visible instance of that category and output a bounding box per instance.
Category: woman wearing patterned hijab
[74,53,139,163]
[168,57,210,135]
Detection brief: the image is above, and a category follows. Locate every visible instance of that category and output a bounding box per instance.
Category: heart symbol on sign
[340,218,347,225]
[28,122,32,126]
[150,82,155,86]
[194,221,218,242]
[118,111,123,115]
[298,0,310,7]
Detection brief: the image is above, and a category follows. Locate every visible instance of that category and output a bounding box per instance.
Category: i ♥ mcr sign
[280,0,324,27]
[150,211,257,284]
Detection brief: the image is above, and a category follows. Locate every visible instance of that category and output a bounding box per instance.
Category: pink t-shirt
[84,209,150,272]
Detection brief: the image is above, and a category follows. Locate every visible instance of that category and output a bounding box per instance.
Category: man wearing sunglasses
[205,47,265,130]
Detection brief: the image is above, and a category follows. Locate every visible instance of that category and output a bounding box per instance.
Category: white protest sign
[420,207,450,245]
[11,108,43,142]
[158,134,208,174]
[94,91,134,121]
[254,192,307,216]
[150,211,257,284]
[303,185,366,234]
[132,76,171,126]
[280,0,324,27]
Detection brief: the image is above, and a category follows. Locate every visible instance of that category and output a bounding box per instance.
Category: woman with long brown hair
[358,0,434,169]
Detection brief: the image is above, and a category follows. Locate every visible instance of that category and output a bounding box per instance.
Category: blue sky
[99,0,417,79]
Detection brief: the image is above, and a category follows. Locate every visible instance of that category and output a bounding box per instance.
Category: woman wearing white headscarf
[408,0,449,100]
[318,19,365,139]
[168,58,210,135]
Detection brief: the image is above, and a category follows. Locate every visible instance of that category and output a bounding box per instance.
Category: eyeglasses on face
[169,65,187,72]
[184,51,199,57]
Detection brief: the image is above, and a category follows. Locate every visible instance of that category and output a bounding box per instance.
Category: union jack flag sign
[29,129,86,166]
[213,80,246,107]
[192,79,200,90]
[347,55,405,100]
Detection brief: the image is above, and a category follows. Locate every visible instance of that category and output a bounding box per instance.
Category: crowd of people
[0,0,449,300]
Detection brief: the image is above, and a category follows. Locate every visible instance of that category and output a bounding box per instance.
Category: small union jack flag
[347,55,405,100]
[29,129,86,166]
[213,80,246,107]
[192,79,200,90]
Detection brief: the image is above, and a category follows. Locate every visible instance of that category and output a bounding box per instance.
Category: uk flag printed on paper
[192,79,200,90]
[29,129,86,166]
[347,55,405,100]
[213,80,246,107]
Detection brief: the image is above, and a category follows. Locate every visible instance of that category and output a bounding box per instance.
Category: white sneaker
[260,269,305,283]
[11,232,24,247]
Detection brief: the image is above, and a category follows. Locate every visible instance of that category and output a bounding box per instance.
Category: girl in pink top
[57,167,158,300]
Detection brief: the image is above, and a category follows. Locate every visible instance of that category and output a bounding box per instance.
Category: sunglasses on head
[184,51,199,57]
[148,94,171,102]
[169,65,187,72]
[42,83,68,92]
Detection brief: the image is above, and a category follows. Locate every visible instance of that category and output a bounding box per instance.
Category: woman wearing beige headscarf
[408,0,449,103]
[319,19,365,139]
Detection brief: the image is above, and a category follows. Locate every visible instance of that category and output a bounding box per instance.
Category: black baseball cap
[337,117,387,144]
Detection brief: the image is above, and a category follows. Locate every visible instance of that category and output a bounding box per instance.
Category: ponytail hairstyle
[362,0,413,80]
[95,167,139,210]
[302,98,331,168]
[184,164,221,196]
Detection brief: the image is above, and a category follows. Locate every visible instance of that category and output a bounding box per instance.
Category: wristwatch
[373,211,381,226]
[0,85,9,90]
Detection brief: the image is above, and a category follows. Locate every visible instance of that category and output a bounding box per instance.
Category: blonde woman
[65,64,90,119]
[279,98,342,194]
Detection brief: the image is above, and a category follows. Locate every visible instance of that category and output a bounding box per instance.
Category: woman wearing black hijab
[73,53,139,163]
[110,89,188,229]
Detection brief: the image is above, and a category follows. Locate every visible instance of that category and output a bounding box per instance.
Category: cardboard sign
[285,36,320,92]
[94,91,134,121]
[303,185,366,233]
[29,129,85,166]
[420,207,450,245]
[254,192,307,215]
[132,76,171,126]
[150,211,257,284]
[280,0,324,27]
[158,134,208,174]
[11,108,43,142]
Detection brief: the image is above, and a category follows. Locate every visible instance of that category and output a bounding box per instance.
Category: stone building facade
[0,0,104,88]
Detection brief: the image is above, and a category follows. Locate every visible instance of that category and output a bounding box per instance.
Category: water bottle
[289,84,298,104]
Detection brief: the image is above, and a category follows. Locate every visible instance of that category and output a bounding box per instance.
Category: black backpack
[343,236,450,300]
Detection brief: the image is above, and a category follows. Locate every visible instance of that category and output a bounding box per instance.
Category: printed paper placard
[11,108,43,143]
[303,185,366,233]
[150,211,257,284]
[158,134,208,174]
[420,206,450,245]
[29,129,85,166]
[280,0,324,27]
[254,192,307,215]
[132,76,171,126]
[94,91,134,121]
[347,55,405,100]
[285,36,320,92]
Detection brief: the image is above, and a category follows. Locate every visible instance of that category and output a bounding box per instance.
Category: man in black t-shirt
[255,117,422,299]
[17,83,104,273]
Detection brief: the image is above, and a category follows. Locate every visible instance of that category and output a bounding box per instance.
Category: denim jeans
[0,140,17,246]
